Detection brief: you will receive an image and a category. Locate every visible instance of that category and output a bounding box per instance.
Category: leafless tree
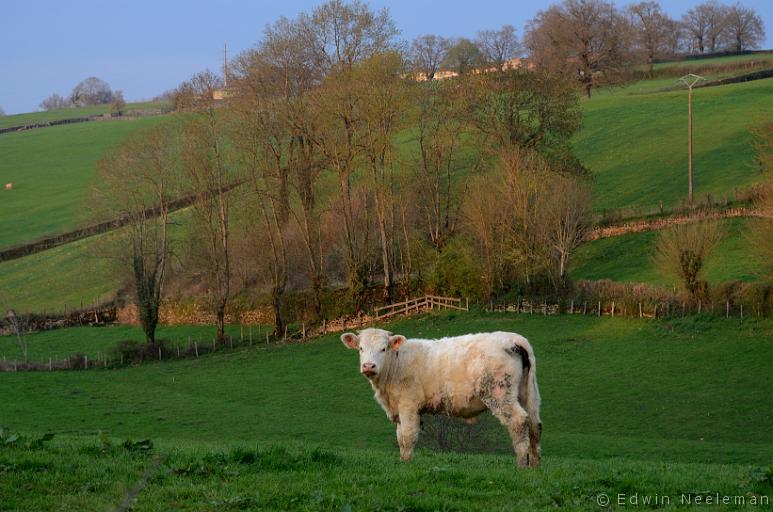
[476,25,521,71]
[724,3,765,52]
[180,70,234,342]
[5,309,29,365]
[94,124,180,346]
[703,1,730,53]
[410,34,451,80]
[70,76,114,106]
[351,52,411,300]
[543,176,591,284]
[296,0,399,73]
[39,93,72,111]
[525,0,632,98]
[654,222,723,300]
[412,80,469,252]
[442,38,484,75]
[628,2,677,77]
[111,90,126,116]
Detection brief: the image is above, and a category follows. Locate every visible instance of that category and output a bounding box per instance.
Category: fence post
[653,304,658,319]
[466,298,469,311]
[283,325,288,341]
[84,355,88,369]
[639,302,642,318]
[240,325,244,342]
[611,302,615,317]
[229,336,233,349]
[698,300,702,314]
[266,332,270,344]
[740,303,744,319]
[323,320,327,334]
[570,300,574,315]
[194,342,199,357]
[49,357,52,371]
[726,301,730,318]
[176,343,180,357]
[598,301,601,316]
[158,346,162,361]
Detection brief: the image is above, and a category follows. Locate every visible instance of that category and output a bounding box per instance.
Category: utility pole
[679,74,705,208]
[223,43,228,89]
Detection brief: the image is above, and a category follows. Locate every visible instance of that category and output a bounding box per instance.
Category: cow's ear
[389,335,406,351]
[341,333,359,349]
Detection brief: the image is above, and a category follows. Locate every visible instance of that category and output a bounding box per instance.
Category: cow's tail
[514,337,542,467]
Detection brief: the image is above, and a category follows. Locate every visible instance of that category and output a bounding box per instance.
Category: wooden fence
[373,295,469,320]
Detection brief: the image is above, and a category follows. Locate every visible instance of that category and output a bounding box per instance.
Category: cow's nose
[362,363,377,373]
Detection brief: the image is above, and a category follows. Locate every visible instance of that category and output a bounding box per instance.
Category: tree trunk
[272,287,285,339]
[216,300,226,342]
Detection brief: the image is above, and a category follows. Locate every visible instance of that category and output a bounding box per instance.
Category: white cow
[341,328,541,467]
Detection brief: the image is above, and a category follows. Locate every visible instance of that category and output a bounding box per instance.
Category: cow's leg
[528,420,542,468]
[396,410,420,461]
[482,396,531,468]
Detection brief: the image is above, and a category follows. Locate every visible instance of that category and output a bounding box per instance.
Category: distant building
[410,57,534,82]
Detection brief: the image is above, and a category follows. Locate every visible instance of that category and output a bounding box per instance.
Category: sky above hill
[1,0,771,115]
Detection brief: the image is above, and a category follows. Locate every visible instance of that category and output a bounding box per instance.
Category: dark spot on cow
[506,344,530,372]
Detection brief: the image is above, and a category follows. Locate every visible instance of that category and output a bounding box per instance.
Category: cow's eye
[381,348,386,352]
[358,347,362,352]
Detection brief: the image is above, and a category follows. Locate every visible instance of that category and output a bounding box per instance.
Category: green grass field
[571,218,761,284]
[0,116,167,249]
[1,312,772,509]
[0,101,169,129]
[575,77,773,212]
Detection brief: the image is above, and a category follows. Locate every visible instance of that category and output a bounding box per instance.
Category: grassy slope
[575,77,773,212]
[0,324,263,361]
[571,217,761,284]
[1,313,771,464]
[0,116,166,248]
[0,101,168,129]
[0,235,116,314]
[1,312,772,510]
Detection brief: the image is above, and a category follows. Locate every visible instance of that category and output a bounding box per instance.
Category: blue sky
[1,0,771,114]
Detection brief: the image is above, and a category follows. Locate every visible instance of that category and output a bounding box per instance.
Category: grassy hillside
[571,218,762,284]
[1,312,772,509]
[0,101,168,129]
[575,77,773,212]
[0,116,167,248]
[2,313,771,464]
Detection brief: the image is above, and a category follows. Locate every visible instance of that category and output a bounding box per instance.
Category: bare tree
[704,1,730,53]
[39,93,72,111]
[724,3,765,52]
[443,38,484,75]
[628,2,676,77]
[5,309,29,365]
[412,81,469,252]
[180,70,234,342]
[476,25,521,71]
[352,52,411,300]
[525,0,632,98]
[682,4,710,53]
[94,124,180,346]
[111,90,126,116]
[542,176,591,284]
[70,76,114,106]
[410,34,451,80]
[654,222,723,301]
[296,0,399,73]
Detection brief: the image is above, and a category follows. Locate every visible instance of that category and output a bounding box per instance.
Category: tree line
[94,0,595,345]
[93,0,770,346]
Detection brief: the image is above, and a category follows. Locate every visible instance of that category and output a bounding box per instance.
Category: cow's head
[341,328,405,380]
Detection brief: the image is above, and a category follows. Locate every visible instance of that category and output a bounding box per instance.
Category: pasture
[575,76,773,212]
[1,312,772,509]
[571,217,762,284]
[0,101,168,129]
[0,115,167,249]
